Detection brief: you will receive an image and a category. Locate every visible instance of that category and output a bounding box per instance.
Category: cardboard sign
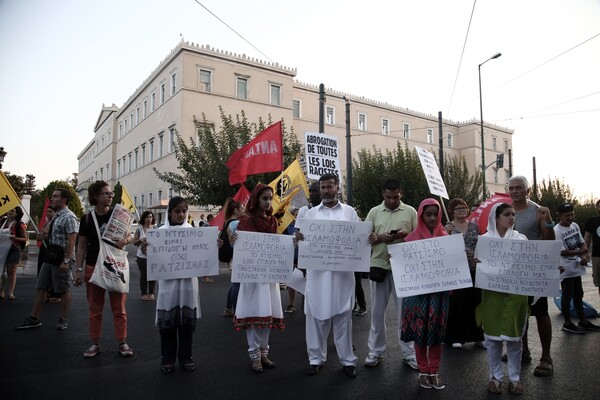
[475,236,561,297]
[231,231,294,283]
[389,234,472,297]
[296,219,372,272]
[304,132,341,180]
[415,146,449,199]
[146,227,219,280]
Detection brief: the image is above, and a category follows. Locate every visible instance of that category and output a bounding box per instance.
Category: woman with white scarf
[478,203,529,395]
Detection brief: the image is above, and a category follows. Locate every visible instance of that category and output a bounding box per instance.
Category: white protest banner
[231,231,294,283]
[474,236,561,297]
[296,219,372,272]
[146,227,219,280]
[389,234,472,297]
[304,132,341,180]
[415,146,449,199]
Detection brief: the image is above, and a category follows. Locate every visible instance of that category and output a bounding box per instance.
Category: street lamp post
[479,52,501,200]
[0,146,6,170]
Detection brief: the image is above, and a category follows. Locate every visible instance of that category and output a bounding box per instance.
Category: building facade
[78,40,513,220]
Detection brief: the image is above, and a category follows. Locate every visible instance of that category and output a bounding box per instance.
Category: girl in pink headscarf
[400,198,449,390]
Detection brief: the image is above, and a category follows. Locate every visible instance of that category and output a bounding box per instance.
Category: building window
[504,140,508,153]
[505,171,510,183]
[106,164,109,179]
[124,119,128,133]
[134,148,139,169]
[170,73,176,95]
[122,156,126,173]
[149,192,153,207]
[427,128,434,144]
[403,123,410,139]
[119,123,123,138]
[382,118,389,135]
[492,136,497,150]
[293,100,301,118]
[141,144,146,165]
[117,160,121,177]
[326,107,335,125]
[270,83,281,106]
[447,133,453,147]
[136,107,140,125]
[199,69,212,92]
[130,113,134,129]
[100,167,103,180]
[169,126,176,153]
[494,169,499,183]
[236,76,248,99]
[169,188,173,199]
[160,83,166,104]
[141,194,145,209]
[149,139,154,162]
[134,196,137,209]
[358,113,367,131]
[158,133,164,158]
[143,100,147,119]
[158,190,163,202]
[128,153,132,173]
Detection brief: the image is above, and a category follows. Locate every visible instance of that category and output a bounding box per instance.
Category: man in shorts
[15,188,79,330]
[508,175,555,377]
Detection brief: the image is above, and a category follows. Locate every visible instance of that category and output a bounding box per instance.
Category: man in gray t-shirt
[508,175,555,377]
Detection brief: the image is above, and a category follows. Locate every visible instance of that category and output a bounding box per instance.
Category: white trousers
[367,272,415,359]
[246,327,270,360]
[486,338,522,383]
[306,307,357,366]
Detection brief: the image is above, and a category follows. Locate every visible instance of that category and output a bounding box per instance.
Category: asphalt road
[2,246,600,399]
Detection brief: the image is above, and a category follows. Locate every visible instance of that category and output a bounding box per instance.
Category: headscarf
[237,184,277,234]
[162,197,192,229]
[405,198,448,242]
[483,202,524,239]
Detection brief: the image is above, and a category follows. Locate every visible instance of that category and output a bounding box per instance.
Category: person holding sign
[75,181,134,358]
[479,202,529,395]
[133,211,156,301]
[231,184,284,373]
[155,196,200,374]
[296,173,360,379]
[400,198,449,390]
[364,179,418,370]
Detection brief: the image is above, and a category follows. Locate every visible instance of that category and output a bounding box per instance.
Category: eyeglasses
[99,191,114,197]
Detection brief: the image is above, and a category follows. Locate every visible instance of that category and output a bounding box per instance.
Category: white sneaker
[451,342,462,349]
[364,354,382,367]
[403,358,419,370]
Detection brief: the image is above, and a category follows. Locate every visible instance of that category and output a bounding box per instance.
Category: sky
[1,0,599,200]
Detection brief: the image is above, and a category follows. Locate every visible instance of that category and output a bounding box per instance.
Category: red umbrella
[467,192,512,234]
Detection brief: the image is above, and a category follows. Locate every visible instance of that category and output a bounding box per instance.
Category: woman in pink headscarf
[400,198,449,390]
[230,184,284,373]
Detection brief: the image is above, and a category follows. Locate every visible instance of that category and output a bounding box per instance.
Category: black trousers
[160,325,194,365]
[354,272,366,310]
[561,276,585,319]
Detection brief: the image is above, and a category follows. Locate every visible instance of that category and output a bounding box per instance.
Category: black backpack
[218,219,235,262]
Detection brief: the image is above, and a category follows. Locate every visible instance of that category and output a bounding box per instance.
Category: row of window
[132,188,174,211]
[197,68,282,106]
[119,72,177,137]
[116,127,176,178]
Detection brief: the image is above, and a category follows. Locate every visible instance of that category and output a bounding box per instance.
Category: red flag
[36,197,51,247]
[210,184,252,230]
[226,121,283,185]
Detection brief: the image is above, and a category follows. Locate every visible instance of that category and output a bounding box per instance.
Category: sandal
[251,359,263,373]
[181,360,196,373]
[533,357,553,376]
[487,378,502,394]
[261,356,276,369]
[160,364,175,374]
[509,381,525,395]
[8,295,16,301]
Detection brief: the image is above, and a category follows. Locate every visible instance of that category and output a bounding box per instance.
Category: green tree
[536,178,576,217]
[33,181,84,221]
[4,171,26,198]
[154,108,301,207]
[440,154,483,208]
[24,174,36,195]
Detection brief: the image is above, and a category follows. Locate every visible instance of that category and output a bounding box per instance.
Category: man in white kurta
[301,174,359,378]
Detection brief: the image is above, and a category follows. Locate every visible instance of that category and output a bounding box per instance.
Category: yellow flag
[0,171,21,216]
[269,159,309,200]
[271,186,301,233]
[120,185,139,219]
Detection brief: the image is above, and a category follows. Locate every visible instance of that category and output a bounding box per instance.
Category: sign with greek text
[415,146,449,199]
[231,231,294,283]
[146,227,219,280]
[474,236,561,297]
[296,219,372,272]
[304,132,341,180]
[389,234,472,297]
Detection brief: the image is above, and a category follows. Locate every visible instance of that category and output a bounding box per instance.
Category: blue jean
[226,282,240,310]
